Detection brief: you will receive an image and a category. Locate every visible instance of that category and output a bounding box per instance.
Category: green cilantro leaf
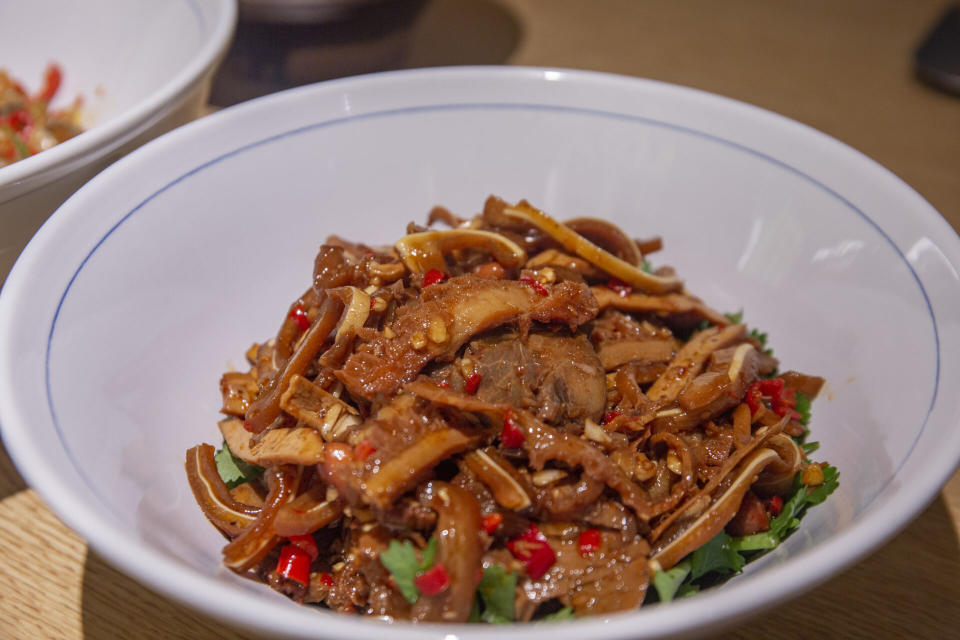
[540,607,575,621]
[477,565,517,623]
[794,391,812,426]
[730,531,778,552]
[801,440,820,455]
[379,539,437,604]
[733,465,840,552]
[689,531,744,580]
[214,441,264,489]
[805,465,840,506]
[419,537,438,572]
[676,583,700,598]
[748,327,768,348]
[641,259,654,274]
[652,559,690,603]
[724,309,744,324]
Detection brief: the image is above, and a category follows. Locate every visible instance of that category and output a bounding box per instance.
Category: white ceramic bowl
[0,0,236,284]
[1,67,959,639]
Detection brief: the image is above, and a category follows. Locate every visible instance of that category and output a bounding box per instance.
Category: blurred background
[206,0,958,220]
[2,0,958,638]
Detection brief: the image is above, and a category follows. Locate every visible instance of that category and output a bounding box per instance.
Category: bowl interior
[2,69,959,639]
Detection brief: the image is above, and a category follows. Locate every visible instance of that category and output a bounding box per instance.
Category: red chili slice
[765,495,783,517]
[354,439,377,461]
[578,528,602,556]
[464,373,482,395]
[288,303,311,331]
[414,563,451,596]
[423,269,449,286]
[500,409,524,448]
[36,64,62,103]
[287,534,319,561]
[606,277,632,297]
[745,377,795,417]
[481,512,503,534]
[319,572,335,588]
[772,386,798,418]
[602,410,622,425]
[519,275,549,296]
[507,524,556,579]
[276,544,312,586]
[7,110,31,133]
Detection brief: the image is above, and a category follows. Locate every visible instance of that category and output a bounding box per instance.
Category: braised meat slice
[336,275,599,400]
[468,330,606,425]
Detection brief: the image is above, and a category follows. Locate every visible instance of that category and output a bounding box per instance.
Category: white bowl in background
[0,0,236,284]
[1,67,959,639]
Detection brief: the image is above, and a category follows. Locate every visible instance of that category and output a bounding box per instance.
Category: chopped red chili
[287,534,319,561]
[423,268,449,286]
[606,277,632,297]
[745,377,797,418]
[578,528,602,556]
[288,303,311,331]
[500,409,524,448]
[275,544,312,586]
[36,64,62,103]
[464,373,482,395]
[6,110,31,133]
[413,563,451,596]
[519,275,549,296]
[354,439,377,461]
[602,410,622,425]
[507,524,556,579]
[319,572,335,588]
[765,495,783,517]
[481,512,503,534]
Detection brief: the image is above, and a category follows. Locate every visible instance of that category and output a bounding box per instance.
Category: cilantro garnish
[652,559,691,603]
[214,441,264,489]
[378,538,438,604]
[732,465,840,552]
[689,530,744,580]
[476,565,517,623]
[724,310,744,324]
[748,327,772,355]
[801,441,820,455]
[794,391,812,425]
[641,259,654,274]
[651,465,840,602]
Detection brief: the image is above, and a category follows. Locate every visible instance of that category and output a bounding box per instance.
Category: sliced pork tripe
[645,323,747,404]
[591,285,729,328]
[336,274,599,400]
[405,380,653,522]
[652,342,762,433]
[411,482,483,622]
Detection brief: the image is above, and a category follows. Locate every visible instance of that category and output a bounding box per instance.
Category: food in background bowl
[0,64,83,167]
[187,196,838,622]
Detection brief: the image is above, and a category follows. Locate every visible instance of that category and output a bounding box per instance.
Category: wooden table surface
[2,1,958,638]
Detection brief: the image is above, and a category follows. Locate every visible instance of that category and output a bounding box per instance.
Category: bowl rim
[2,66,959,639]
[0,0,237,197]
